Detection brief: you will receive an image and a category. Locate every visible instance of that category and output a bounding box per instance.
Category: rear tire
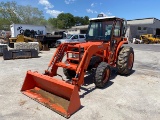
[94,62,111,88]
[117,46,134,75]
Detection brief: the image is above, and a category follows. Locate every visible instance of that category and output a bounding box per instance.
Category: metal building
[126,18,160,42]
[67,25,88,34]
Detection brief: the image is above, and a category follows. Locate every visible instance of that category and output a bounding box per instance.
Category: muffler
[21,71,81,118]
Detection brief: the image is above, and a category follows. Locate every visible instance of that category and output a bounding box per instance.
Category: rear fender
[115,40,128,60]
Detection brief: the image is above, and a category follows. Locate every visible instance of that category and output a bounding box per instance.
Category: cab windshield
[86,20,113,41]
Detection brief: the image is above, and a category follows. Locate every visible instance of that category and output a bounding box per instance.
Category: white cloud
[65,0,76,4]
[38,0,62,17]
[46,9,63,18]
[39,0,53,9]
[86,9,97,14]
[107,12,112,15]
[91,2,102,7]
[91,3,95,7]
[86,9,93,13]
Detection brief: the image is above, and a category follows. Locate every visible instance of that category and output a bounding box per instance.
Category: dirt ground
[0,44,160,120]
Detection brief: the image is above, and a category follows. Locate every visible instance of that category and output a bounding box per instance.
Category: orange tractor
[21,14,134,118]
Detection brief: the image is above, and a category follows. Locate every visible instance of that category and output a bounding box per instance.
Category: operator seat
[105,25,112,40]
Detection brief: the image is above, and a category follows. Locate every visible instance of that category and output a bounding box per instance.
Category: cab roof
[89,16,121,21]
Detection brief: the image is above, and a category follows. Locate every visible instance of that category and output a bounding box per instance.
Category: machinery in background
[9,34,42,50]
[10,24,46,38]
[10,24,67,50]
[1,24,67,59]
[139,34,160,44]
[9,24,46,50]
[5,26,42,60]
[38,31,68,48]
[134,28,160,44]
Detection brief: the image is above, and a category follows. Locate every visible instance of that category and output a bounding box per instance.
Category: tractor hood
[72,41,109,50]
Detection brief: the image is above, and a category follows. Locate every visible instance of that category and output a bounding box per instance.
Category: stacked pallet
[14,42,39,52]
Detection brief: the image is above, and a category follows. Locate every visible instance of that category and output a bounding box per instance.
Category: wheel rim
[128,53,134,69]
[103,68,110,83]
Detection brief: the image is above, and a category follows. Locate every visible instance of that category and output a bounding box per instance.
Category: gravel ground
[0,44,160,120]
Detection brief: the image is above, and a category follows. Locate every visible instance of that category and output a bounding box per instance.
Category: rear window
[79,35,85,38]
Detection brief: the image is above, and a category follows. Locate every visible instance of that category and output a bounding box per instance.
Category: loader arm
[45,43,69,76]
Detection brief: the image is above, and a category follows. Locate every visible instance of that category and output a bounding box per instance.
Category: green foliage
[57,13,75,29]
[74,16,89,25]
[48,13,89,29]
[0,1,44,30]
[0,1,89,30]
[17,5,44,24]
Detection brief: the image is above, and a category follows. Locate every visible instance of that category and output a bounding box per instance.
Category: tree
[0,1,89,31]
[0,18,10,30]
[83,16,89,25]
[39,19,48,26]
[57,13,75,29]
[0,1,45,30]
[74,16,83,26]
[0,1,21,29]
[74,16,89,26]
[48,18,57,28]
[17,5,44,24]
[48,13,89,29]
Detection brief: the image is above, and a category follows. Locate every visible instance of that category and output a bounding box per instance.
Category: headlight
[71,48,84,58]
[72,53,83,58]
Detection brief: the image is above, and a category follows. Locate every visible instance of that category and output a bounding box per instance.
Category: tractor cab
[86,14,127,42]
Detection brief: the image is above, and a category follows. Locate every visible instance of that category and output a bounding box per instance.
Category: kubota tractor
[21,14,134,118]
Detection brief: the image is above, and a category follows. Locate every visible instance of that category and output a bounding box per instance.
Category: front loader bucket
[21,71,81,118]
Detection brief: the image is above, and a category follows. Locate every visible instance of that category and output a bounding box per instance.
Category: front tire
[94,62,111,88]
[63,61,76,79]
[63,68,76,79]
[117,46,134,75]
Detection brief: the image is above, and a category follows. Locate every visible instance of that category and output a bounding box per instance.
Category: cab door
[109,20,123,63]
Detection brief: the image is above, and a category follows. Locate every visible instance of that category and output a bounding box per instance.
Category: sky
[1,0,160,20]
